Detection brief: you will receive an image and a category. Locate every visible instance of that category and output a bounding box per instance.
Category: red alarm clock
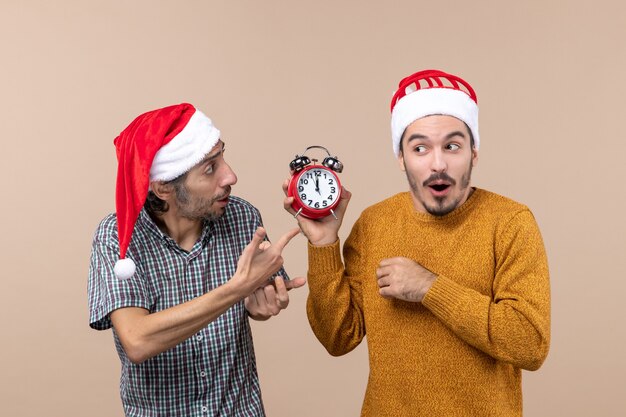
[287,146,343,219]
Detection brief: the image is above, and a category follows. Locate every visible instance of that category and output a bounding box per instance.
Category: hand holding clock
[283,179,352,246]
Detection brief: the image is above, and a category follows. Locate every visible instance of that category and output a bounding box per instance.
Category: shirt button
[196,334,203,341]
[200,371,206,377]
[201,406,208,413]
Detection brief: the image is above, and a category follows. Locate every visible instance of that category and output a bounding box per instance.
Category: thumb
[241,227,267,258]
[249,227,266,249]
[284,277,307,290]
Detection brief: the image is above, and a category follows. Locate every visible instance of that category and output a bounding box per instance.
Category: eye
[204,164,215,175]
[413,145,427,153]
[446,143,461,151]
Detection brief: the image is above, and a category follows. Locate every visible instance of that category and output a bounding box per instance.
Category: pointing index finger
[273,227,301,252]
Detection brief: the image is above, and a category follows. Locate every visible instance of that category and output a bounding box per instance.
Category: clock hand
[315,176,321,194]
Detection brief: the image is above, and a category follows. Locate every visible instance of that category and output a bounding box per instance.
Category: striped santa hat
[390,69,479,157]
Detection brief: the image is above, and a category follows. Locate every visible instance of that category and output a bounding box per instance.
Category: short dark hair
[144,172,189,215]
[399,121,475,154]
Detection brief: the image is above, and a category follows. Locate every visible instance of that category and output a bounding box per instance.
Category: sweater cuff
[422,275,466,321]
[307,240,343,274]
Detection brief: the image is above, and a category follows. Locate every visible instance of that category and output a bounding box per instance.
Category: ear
[471,147,479,167]
[150,181,174,201]
[397,151,406,172]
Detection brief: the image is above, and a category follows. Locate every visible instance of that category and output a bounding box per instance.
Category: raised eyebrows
[406,131,468,143]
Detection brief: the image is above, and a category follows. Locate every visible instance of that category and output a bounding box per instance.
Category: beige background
[1,1,624,416]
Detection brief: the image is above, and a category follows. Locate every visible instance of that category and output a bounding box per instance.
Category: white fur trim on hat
[390,88,479,157]
[150,109,221,181]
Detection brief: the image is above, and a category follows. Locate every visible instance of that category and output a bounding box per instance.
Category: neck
[151,209,204,252]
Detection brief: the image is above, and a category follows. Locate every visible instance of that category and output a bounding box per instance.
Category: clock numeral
[323,200,328,207]
[330,186,336,193]
[308,200,313,205]
[298,185,304,192]
[314,170,322,177]
[314,202,320,208]
[302,179,309,185]
[328,179,334,185]
[301,193,307,200]
[328,195,333,200]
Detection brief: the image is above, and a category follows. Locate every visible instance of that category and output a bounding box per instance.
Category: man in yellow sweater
[283,69,550,416]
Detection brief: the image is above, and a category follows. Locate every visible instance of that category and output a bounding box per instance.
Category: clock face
[296,167,340,210]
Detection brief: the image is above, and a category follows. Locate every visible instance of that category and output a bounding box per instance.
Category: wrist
[419,273,438,301]
[309,235,339,247]
[224,274,252,300]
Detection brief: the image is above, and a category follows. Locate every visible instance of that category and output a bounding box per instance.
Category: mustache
[423,173,456,187]
[215,186,231,201]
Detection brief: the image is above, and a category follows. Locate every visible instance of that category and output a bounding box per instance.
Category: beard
[405,159,473,217]
[174,184,231,222]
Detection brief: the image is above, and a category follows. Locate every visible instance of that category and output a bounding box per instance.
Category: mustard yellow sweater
[307,189,550,417]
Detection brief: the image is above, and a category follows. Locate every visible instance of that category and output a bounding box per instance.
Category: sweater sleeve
[306,219,366,356]
[422,209,551,370]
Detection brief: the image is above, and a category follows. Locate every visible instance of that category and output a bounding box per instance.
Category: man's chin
[205,203,229,221]
[202,209,223,222]
[421,195,458,217]
[425,205,456,217]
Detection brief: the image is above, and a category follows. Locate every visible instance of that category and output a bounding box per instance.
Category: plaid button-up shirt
[89,196,285,417]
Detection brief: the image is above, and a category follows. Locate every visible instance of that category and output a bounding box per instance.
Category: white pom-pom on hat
[114,258,136,280]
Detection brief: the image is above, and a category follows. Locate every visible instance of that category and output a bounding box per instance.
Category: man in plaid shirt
[88,103,305,416]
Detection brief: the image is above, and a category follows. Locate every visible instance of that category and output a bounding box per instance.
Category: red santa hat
[390,69,479,157]
[112,103,220,279]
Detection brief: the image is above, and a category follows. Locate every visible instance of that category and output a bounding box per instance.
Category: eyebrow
[406,131,467,142]
[200,142,226,165]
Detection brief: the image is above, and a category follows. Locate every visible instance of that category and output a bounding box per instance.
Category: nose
[220,162,238,187]
[430,149,447,173]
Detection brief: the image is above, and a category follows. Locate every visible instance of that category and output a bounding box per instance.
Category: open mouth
[215,192,230,204]
[424,174,454,197]
[216,187,232,203]
[429,184,450,192]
